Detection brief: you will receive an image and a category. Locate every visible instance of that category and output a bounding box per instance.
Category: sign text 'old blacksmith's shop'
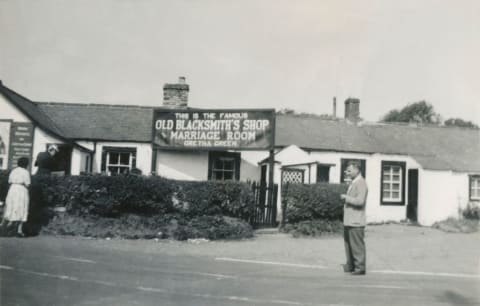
[153,109,275,150]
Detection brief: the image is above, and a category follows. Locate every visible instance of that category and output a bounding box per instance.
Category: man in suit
[341,161,368,275]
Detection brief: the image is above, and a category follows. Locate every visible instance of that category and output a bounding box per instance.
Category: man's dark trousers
[344,226,366,272]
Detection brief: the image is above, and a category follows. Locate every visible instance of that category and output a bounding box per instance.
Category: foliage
[281,220,343,237]
[0,173,255,240]
[444,118,479,129]
[381,101,441,124]
[40,214,253,240]
[282,183,347,223]
[23,175,254,220]
[462,202,480,220]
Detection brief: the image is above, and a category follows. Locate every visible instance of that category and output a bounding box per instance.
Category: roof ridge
[35,101,156,109]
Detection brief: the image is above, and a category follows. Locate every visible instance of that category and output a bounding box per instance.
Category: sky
[0,0,479,123]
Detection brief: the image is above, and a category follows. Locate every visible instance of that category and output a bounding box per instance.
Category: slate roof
[36,102,154,142]
[1,82,479,172]
[276,115,480,172]
[0,82,65,138]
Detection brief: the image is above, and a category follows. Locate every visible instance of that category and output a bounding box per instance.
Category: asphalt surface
[0,235,479,306]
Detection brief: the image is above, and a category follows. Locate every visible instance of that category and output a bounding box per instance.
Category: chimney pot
[333,97,337,118]
[178,76,186,84]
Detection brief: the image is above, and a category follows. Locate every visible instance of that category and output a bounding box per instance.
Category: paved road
[0,236,479,306]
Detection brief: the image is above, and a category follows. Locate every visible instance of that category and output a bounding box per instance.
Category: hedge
[281,182,347,225]
[0,171,255,239]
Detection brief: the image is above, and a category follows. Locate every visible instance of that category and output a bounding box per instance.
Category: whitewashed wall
[417,170,473,226]
[156,150,208,180]
[0,94,30,122]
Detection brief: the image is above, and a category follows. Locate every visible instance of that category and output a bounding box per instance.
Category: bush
[0,173,255,239]
[282,183,347,223]
[40,213,253,240]
[281,220,343,237]
[462,202,480,220]
[21,175,255,220]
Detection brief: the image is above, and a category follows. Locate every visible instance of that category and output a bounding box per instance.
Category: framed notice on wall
[152,109,275,150]
[0,120,12,170]
[8,122,34,170]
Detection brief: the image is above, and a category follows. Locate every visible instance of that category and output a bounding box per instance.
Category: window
[208,151,240,181]
[317,165,330,183]
[282,169,304,184]
[101,147,136,175]
[470,175,480,201]
[381,161,406,205]
[340,159,366,183]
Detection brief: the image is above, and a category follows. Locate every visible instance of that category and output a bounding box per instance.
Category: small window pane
[214,159,223,169]
[392,175,400,180]
[392,192,400,198]
[224,172,233,180]
[110,153,119,164]
[223,159,234,170]
[383,191,390,198]
[383,183,390,190]
[392,183,400,190]
[384,174,391,180]
[392,167,400,175]
[120,153,130,165]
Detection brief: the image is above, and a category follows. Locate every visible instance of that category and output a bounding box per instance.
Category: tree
[444,118,479,129]
[381,101,441,124]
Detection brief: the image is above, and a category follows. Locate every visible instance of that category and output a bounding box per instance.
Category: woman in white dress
[1,157,31,236]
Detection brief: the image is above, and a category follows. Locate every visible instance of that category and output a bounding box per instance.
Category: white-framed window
[381,161,406,205]
[208,151,240,181]
[470,175,480,201]
[101,147,136,175]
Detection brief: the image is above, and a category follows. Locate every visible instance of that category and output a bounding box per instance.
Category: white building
[1,79,479,226]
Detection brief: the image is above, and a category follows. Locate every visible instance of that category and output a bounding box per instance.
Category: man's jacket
[343,175,368,227]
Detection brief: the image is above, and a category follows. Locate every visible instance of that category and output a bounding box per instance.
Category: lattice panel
[282,170,304,184]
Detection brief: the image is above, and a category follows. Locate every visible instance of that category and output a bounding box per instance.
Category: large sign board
[153,109,275,150]
[8,122,34,170]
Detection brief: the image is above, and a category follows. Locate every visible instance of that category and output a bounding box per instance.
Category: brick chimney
[163,76,189,108]
[344,97,360,122]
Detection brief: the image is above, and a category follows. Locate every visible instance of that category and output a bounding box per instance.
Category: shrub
[281,220,343,237]
[0,173,255,239]
[462,202,480,220]
[282,183,347,223]
[40,213,253,240]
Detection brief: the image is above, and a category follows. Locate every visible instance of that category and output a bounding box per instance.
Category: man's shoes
[351,270,366,275]
[342,264,353,273]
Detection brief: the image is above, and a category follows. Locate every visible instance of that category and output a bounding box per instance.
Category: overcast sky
[1,0,479,123]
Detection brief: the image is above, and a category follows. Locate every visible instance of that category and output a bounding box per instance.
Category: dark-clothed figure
[341,161,368,275]
[34,144,58,175]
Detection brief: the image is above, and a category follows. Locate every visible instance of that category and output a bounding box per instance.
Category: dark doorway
[49,144,73,175]
[407,169,419,222]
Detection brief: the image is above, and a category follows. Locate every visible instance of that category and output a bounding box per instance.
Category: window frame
[208,151,240,181]
[101,146,137,175]
[469,175,480,201]
[380,161,406,206]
